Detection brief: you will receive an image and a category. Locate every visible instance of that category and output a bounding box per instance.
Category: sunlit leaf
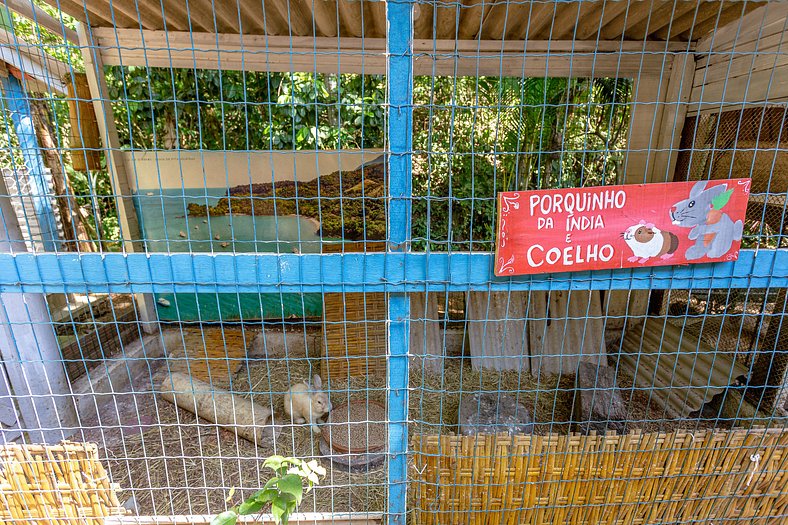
[210,510,237,525]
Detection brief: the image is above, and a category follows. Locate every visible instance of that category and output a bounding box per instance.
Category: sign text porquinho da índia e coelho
[495,178,751,276]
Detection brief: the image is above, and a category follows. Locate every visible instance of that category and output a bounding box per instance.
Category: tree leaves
[277,474,304,505]
[210,510,238,525]
[238,499,265,516]
[105,69,386,151]
[210,456,325,525]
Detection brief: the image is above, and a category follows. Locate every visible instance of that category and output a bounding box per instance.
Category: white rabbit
[283,375,332,434]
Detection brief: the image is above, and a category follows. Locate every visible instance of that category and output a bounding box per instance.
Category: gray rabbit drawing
[670,181,743,260]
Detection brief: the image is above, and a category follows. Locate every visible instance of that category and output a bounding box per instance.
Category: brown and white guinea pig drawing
[622,221,680,263]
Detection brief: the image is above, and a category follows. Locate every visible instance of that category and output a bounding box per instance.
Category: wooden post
[64,73,102,172]
[0,177,77,443]
[529,290,605,377]
[77,23,157,333]
[467,291,529,372]
[652,54,696,183]
[749,289,788,412]
[409,292,443,372]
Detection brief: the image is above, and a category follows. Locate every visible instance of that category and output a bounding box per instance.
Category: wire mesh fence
[0,1,786,524]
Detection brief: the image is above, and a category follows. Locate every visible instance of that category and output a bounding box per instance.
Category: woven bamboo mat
[165,327,249,389]
[0,441,125,524]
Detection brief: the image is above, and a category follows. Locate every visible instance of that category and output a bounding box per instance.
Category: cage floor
[82,332,722,516]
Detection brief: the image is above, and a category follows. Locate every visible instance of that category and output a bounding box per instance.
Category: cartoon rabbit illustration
[670,181,743,260]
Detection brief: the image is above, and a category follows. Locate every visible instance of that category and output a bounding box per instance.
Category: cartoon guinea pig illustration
[623,221,679,263]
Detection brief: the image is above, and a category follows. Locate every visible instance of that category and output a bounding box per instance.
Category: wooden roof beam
[599,1,654,41]
[680,2,758,42]
[53,0,107,26]
[575,1,629,40]
[306,0,338,38]
[524,2,557,39]
[4,0,79,43]
[160,0,211,32]
[108,0,165,30]
[551,2,598,40]
[625,2,697,41]
[652,2,719,41]
[92,28,690,77]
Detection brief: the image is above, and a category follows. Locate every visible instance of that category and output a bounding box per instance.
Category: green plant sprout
[211,456,326,525]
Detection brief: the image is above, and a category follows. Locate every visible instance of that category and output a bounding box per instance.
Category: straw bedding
[98,337,720,517]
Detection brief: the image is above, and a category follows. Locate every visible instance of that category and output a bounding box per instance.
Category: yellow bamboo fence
[0,441,125,524]
[411,428,788,525]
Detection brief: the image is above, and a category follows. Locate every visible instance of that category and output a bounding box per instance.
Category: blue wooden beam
[0,250,785,294]
[0,73,59,251]
[386,1,414,524]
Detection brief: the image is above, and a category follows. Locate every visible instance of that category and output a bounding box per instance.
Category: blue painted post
[1,72,59,251]
[386,1,413,524]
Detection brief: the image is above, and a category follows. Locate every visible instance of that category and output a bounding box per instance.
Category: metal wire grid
[0,1,785,524]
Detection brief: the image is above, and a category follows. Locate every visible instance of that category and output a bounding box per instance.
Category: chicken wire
[0,1,785,525]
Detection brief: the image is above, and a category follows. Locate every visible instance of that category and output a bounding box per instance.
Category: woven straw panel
[0,442,125,524]
[322,241,387,381]
[166,326,248,389]
[412,428,788,525]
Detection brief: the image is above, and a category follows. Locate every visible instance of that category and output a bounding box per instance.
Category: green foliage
[411,76,633,250]
[105,68,386,150]
[742,218,780,249]
[210,456,326,525]
[2,1,633,253]
[67,164,122,250]
[6,1,82,68]
[106,66,630,250]
[0,4,120,247]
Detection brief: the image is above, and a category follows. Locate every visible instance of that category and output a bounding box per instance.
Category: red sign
[495,179,751,276]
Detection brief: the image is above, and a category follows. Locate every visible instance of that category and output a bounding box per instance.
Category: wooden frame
[79,25,699,339]
[77,23,157,330]
[688,3,788,115]
[91,28,689,77]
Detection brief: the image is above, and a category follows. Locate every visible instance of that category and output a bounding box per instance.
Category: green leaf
[210,510,238,525]
[238,499,265,516]
[712,188,734,210]
[253,487,278,504]
[263,455,288,471]
[277,474,304,505]
[271,494,294,525]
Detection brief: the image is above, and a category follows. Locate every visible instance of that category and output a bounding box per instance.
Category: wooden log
[573,361,627,435]
[157,372,281,446]
[467,291,529,372]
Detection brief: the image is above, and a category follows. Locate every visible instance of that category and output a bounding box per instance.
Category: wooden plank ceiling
[49,1,763,42]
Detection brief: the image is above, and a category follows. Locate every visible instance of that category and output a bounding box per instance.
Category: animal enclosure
[0,1,787,525]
